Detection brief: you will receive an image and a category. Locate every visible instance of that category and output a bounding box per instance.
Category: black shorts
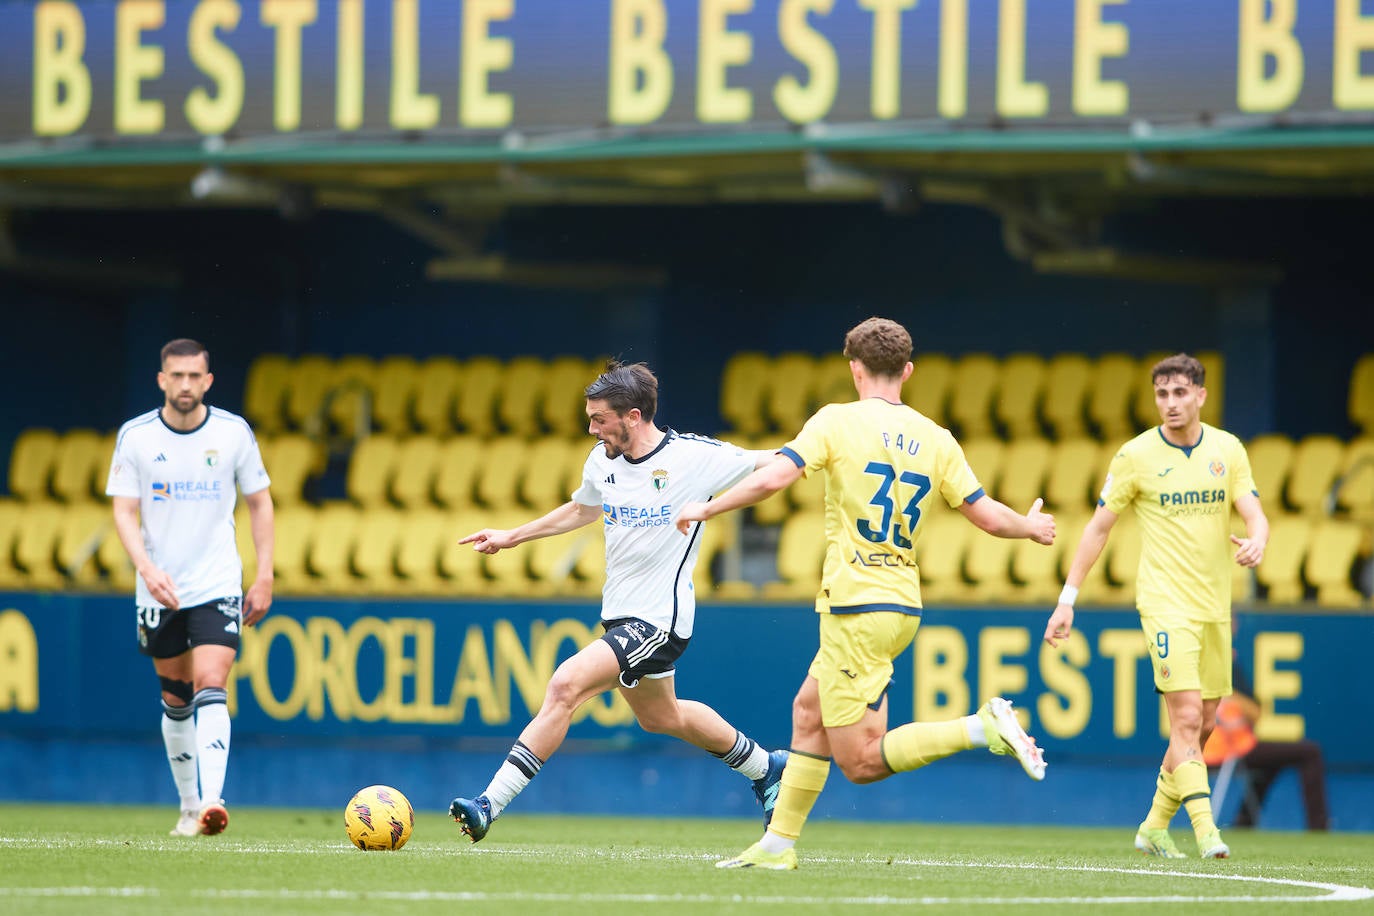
[600,617,690,689]
[137,597,242,658]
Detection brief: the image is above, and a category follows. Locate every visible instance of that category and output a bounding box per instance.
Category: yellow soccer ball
[344,785,414,850]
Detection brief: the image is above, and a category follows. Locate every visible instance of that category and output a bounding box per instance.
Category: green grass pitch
[1,803,1371,915]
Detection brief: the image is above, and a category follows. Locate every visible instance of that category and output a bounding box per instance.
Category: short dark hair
[584,360,658,421]
[1151,352,1204,387]
[843,317,912,376]
[161,338,210,369]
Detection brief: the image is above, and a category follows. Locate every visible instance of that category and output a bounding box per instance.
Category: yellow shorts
[1139,614,1232,699]
[808,611,922,728]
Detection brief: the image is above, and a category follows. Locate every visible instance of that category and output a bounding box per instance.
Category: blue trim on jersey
[1098,498,1106,506]
[209,406,257,441]
[1156,425,1203,458]
[830,603,924,616]
[780,446,805,468]
[624,428,675,465]
[963,487,986,504]
[113,409,162,452]
[668,498,705,636]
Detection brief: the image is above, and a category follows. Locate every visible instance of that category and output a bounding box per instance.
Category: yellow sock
[880,719,974,773]
[1141,768,1182,830]
[1172,759,1217,837]
[767,752,830,842]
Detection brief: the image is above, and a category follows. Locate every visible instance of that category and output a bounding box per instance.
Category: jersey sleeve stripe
[779,446,805,468]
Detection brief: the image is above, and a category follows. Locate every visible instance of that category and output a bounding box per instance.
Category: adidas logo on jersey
[604,474,615,484]
[154,453,167,462]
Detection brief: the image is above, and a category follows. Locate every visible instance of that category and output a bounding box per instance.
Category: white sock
[483,741,544,818]
[714,730,770,781]
[194,688,231,805]
[161,705,200,810]
[964,714,988,748]
[759,830,796,853]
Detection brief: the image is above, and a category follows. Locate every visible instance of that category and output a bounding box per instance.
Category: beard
[168,393,202,415]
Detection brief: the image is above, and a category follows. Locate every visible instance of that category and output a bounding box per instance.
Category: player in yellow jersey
[1044,353,1268,860]
[676,317,1056,870]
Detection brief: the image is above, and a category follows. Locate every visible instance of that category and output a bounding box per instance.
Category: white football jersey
[105,406,270,609]
[571,429,757,638]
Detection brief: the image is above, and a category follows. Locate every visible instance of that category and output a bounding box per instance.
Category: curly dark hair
[843,317,912,376]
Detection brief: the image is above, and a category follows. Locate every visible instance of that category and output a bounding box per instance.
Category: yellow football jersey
[1099,423,1257,622]
[782,399,983,613]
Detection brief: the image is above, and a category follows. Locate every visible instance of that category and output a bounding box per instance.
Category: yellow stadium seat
[272,504,318,594]
[1056,509,1123,606]
[761,509,824,600]
[345,434,400,508]
[1334,437,1374,521]
[995,353,1047,439]
[1133,350,1172,430]
[1254,513,1311,605]
[476,509,537,597]
[307,501,361,593]
[474,436,531,509]
[56,501,111,586]
[9,428,59,501]
[496,356,547,436]
[1046,437,1103,513]
[438,509,492,596]
[947,353,1000,439]
[1305,519,1367,607]
[913,508,970,604]
[1104,510,1142,594]
[767,352,818,435]
[242,354,291,435]
[573,523,607,589]
[394,508,450,595]
[326,354,379,440]
[1286,435,1345,515]
[233,504,258,585]
[14,500,64,589]
[1041,353,1093,440]
[998,437,1052,514]
[1246,434,1295,510]
[1010,536,1062,604]
[50,428,104,503]
[262,433,325,507]
[455,356,503,437]
[543,356,597,436]
[96,509,137,591]
[1349,353,1374,436]
[370,355,420,435]
[692,513,746,598]
[964,534,1016,603]
[904,353,953,427]
[433,435,484,509]
[0,499,26,589]
[528,527,602,598]
[352,507,406,593]
[789,463,827,514]
[812,353,855,411]
[521,437,577,511]
[719,351,770,437]
[1197,351,1224,427]
[961,438,1005,495]
[412,356,464,435]
[390,436,443,508]
[1087,353,1139,442]
[284,354,335,435]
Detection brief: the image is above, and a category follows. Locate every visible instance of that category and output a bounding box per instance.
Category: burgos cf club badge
[652,469,669,491]
[205,449,219,468]
[1209,460,1226,477]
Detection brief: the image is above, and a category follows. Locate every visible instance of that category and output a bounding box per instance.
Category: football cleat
[1197,829,1231,859]
[450,794,493,844]
[752,750,789,828]
[1135,827,1187,858]
[197,800,228,836]
[978,697,1046,781]
[716,841,798,870]
[169,809,200,837]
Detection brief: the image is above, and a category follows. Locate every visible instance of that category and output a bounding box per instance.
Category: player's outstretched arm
[1044,505,1118,647]
[958,495,1056,544]
[460,500,602,554]
[676,453,803,533]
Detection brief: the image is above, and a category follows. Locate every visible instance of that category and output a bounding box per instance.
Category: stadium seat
[272,503,318,594]
[1349,353,1374,436]
[692,512,747,598]
[960,437,1005,495]
[527,526,602,598]
[1246,434,1295,510]
[789,462,827,513]
[1045,437,1103,513]
[454,356,503,437]
[345,434,400,508]
[573,523,607,589]
[55,501,111,586]
[542,355,598,436]
[233,504,259,585]
[1197,351,1224,427]
[1087,353,1139,442]
[761,509,825,600]
[475,436,532,509]
[719,351,770,437]
[1305,519,1367,607]
[412,356,464,435]
[1285,435,1345,515]
[963,534,1016,603]
[13,500,64,589]
[390,436,443,508]
[1041,353,1093,441]
[904,353,953,427]
[1254,513,1312,605]
[284,354,336,434]
[520,437,577,511]
[261,433,325,506]
[326,354,378,440]
[1009,535,1061,604]
[496,356,548,436]
[352,507,406,593]
[394,508,450,594]
[766,352,818,434]
[307,501,362,593]
[995,353,1047,439]
[477,509,538,596]
[1056,509,1122,605]
[96,511,137,591]
[370,355,420,434]
[8,427,59,501]
[947,353,1000,439]
[1334,437,1374,520]
[433,435,484,509]
[0,499,26,589]
[997,437,1052,514]
[913,508,970,604]
[1104,510,1142,594]
[49,428,105,503]
[438,509,492,595]
[812,353,855,411]
[242,354,291,435]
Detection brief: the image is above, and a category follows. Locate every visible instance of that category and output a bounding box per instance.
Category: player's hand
[460,528,513,554]
[675,501,710,534]
[1044,604,1075,647]
[140,565,180,610]
[1230,534,1265,568]
[1026,497,1056,545]
[244,575,273,626]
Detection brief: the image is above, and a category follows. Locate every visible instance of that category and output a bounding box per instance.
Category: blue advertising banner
[0,592,1367,767]
[1,0,1369,145]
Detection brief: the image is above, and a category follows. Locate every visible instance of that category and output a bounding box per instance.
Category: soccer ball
[344,785,414,850]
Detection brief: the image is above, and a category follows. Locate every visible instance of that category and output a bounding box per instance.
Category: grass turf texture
[1,804,1371,915]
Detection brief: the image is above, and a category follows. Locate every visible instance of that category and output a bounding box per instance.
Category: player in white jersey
[448,361,788,843]
[105,339,274,838]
